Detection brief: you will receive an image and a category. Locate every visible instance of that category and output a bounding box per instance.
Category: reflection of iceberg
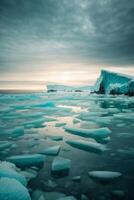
[94,70,134,96]
[47,84,91,92]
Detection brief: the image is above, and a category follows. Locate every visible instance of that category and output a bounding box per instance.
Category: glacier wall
[94,70,134,96]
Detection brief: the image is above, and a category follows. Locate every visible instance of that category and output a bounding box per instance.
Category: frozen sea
[0,91,134,200]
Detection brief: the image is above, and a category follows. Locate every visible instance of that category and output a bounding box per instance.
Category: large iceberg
[47,84,91,92]
[94,70,134,96]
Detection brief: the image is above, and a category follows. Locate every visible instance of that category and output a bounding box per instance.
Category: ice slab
[64,126,111,139]
[78,113,113,124]
[55,122,66,127]
[51,157,71,176]
[0,178,31,200]
[72,176,81,182]
[45,192,66,200]
[88,171,122,183]
[0,141,13,151]
[32,190,66,200]
[47,135,63,141]
[7,154,45,168]
[23,118,46,128]
[57,196,77,200]
[20,168,38,181]
[40,145,61,156]
[66,139,107,154]
[32,189,45,200]
[0,161,27,186]
[11,127,24,138]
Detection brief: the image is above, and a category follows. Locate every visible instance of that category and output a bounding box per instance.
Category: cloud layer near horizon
[0,0,134,85]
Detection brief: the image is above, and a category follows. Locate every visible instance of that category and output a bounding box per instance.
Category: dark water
[0,91,134,200]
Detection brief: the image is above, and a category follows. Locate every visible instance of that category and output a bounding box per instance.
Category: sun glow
[59,72,71,82]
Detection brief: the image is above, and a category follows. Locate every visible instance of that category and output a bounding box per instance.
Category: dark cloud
[0,0,134,75]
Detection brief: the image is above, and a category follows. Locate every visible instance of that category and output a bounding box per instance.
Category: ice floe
[55,122,67,127]
[0,178,31,200]
[66,139,107,153]
[23,118,46,128]
[0,161,27,186]
[0,141,13,151]
[40,145,61,156]
[57,196,77,200]
[88,171,122,183]
[20,168,38,181]
[7,154,45,168]
[47,135,63,141]
[51,157,71,176]
[64,126,111,139]
[72,176,81,182]
[11,127,24,138]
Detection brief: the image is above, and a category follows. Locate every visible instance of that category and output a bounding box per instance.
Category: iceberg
[94,70,134,96]
[0,161,27,186]
[47,84,91,92]
[51,157,71,176]
[6,154,45,168]
[66,139,107,153]
[64,126,111,139]
[0,178,31,200]
[88,171,122,183]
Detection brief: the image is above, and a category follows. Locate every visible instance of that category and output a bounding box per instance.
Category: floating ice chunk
[20,168,38,181]
[23,118,46,128]
[11,127,24,138]
[64,126,111,139]
[0,178,31,200]
[40,145,61,156]
[114,113,134,120]
[0,141,13,151]
[66,139,107,154]
[32,189,45,200]
[81,194,89,200]
[51,157,71,176]
[7,154,45,168]
[47,135,63,141]
[73,119,80,124]
[44,192,66,200]
[57,196,77,200]
[55,122,66,127]
[88,171,122,183]
[32,190,66,200]
[43,179,57,191]
[72,176,81,182]
[96,136,111,144]
[32,101,55,108]
[78,113,112,124]
[0,161,27,186]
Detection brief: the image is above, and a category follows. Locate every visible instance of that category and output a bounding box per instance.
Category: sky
[0,0,134,90]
